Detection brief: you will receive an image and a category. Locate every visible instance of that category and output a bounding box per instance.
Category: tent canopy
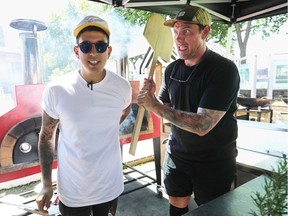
[89,0,287,24]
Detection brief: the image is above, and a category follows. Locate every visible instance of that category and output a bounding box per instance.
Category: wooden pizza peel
[129,13,173,155]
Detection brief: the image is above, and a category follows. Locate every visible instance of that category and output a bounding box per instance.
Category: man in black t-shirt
[137,5,240,216]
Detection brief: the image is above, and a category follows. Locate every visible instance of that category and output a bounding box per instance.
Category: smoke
[102,10,145,60]
[86,8,149,77]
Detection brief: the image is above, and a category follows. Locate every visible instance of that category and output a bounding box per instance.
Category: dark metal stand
[153,137,163,198]
[121,137,163,198]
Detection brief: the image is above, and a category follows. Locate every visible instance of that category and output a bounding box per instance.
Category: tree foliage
[209,22,231,46]
[250,156,288,216]
[40,0,108,81]
[113,7,152,26]
[40,1,287,80]
[210,14,288,63]
[251,15,288,38]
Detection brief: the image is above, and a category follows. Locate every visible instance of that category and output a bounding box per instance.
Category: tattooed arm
[137,77,225,136]
[36,111,59,213]
[149,104,224,136]
[120,103,132,124]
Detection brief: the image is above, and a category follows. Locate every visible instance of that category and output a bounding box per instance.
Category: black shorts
[163,152,236,205]
[59,197,118,216]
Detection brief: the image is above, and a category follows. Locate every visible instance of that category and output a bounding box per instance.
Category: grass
[0,180,40,198]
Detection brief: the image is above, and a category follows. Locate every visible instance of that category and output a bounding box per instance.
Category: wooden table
[236,108,273,123]
[183,175,267,216]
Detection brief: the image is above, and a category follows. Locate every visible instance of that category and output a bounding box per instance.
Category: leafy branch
[250,156,288,216]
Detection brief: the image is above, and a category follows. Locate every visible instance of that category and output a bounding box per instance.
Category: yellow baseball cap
[73,15,110,37]
[164,6,211,27]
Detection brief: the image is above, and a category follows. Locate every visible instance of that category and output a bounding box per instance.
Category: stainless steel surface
[10,19,47,84]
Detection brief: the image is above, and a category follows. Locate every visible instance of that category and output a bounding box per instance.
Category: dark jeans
[59,197,118,216]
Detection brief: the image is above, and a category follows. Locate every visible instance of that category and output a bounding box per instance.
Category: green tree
[41,1,143,80]
[114,7,287,65]
[40,1,287,80]
[113,7,152,26]
[210,14,288,64]
[40,0,106,82]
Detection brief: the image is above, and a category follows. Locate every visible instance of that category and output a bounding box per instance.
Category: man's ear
[74,46,80,58]
[202,26,210,39]
[107,46,112,58]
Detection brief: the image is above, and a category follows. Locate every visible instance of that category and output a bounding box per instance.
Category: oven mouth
[1,116,58,167]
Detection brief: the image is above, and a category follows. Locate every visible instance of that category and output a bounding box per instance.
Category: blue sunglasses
[77,41,109,53]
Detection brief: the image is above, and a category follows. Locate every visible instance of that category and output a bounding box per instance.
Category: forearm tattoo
[38,114,59,184]
[152,103,223,136]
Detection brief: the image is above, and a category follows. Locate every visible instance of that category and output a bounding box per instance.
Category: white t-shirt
[41,70,131,207]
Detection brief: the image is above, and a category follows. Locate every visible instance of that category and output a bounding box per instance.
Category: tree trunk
[235,21,252,65]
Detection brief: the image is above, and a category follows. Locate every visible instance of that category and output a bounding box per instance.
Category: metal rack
[121,137,163,198]
[236,107,273,123]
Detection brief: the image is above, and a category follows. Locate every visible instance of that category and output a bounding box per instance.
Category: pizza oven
[0,19,49,177]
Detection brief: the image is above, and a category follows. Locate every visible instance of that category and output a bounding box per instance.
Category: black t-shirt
[158,49,240,162]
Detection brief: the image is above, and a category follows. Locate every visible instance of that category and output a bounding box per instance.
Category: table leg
[246,108,250,120]
[257,111,261,122]
[270,110,273,123]
[153,137,163,198]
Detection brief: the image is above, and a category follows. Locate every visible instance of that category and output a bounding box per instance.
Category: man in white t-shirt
[36,15,132,216]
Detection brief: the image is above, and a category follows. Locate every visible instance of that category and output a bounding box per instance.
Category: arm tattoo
[38,112,59,186]
[151,103,224,136]
[120,104,131,124]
